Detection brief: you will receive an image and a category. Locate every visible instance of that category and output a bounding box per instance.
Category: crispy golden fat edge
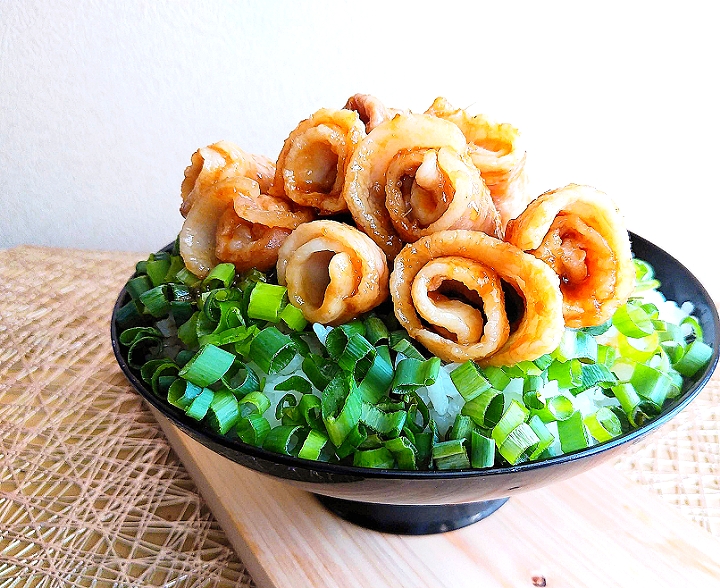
[269,108,366,215]
[180,141,274,218]
[342,113,501,259]
[505,183,635,328]
[343,93,401,133]
[276,220,390,326]
[425,97,530,229]
[179,141,298,278]
[390,230,565,366]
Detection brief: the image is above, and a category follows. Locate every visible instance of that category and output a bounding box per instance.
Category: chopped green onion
[556,410,588,453]
[432,438,466,460]
[178,344,235,387]
[295,394,323,430]
[207,390,240,434]
[527,415,556,459]
[275,375,313,395]
[497,423,539,465]
[149,361,180,396]
[185,387,214,420]
[247,282,288,322]
[139,285,171,318]
[630,363,679,407]
[353,447,395,468]
[119,326,162,347]
[298,429,331,461]
[357,345,394,403]
[674,339,713,377]
[263,425,304,456]
[115,299,145,330]
[547,359,583,390]
[302,353,339,390]
[572,363,617,394]
[335,333,376,374]
[584,407,622,442]
[633,258,661,291]
[146,257,171,287]
[491,400,529,447]
[250,327,297,374]
[546,395,576,421]
[392,357,440,391]
[236,414,270,446]
[221,364,261,398]
[199,325,257,348]
[364,315,390,345]
[168,379,203,410]
[617,331,660,363]
[238,391,271,418]
[470,430,496,468]
[360,403,406,438]
[203,263,236,289]
[175,266,201,288]
[322,374,362,447]
[450,361,492,401]
[126,335,162,369]
[126,275,153,301]
[612,302,655,338]
[552,329,598,362]
[279,303,308,331]
[482,365,512,391]
[117,245,712,473]
[384,436,417,470]
[461,389,504,428]
[177,312,200,347]
[389,334,426,360]
[448,414,475,444]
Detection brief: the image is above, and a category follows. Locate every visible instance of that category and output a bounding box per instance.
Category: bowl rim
[111,232,720,480]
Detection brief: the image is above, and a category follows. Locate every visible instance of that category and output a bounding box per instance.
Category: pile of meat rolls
[178,94,635,367]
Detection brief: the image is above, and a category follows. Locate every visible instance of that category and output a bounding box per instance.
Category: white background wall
[1,1,718,297]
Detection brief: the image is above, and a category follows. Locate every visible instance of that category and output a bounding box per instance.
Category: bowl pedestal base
[313,495,509,534]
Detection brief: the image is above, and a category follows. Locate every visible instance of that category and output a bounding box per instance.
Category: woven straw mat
[1,245,718,587]
[0,246,253,587]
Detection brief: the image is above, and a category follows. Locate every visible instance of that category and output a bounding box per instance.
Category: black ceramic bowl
[111,233,719,534]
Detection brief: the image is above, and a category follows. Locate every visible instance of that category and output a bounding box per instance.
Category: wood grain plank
[153,408,720,588]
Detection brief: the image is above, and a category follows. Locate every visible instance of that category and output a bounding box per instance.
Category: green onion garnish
[118,249,713,471]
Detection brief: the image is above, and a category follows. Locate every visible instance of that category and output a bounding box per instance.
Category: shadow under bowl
[111,233,719,534]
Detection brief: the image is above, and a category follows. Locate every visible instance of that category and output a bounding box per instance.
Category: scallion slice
[674,339,713,377]
[353,447,395,468]
[384,436,418,470]
[185,387,214,420]
[178,344,235,387]
[298,429,330,461]
[450,361,491,401]
[556,410,588,453]
[250,327,297,374]
[584,407,622,442]
[203,263,236,289]
[247,282,288,322]
[461,389,504,428]
[612,302,655,338]
[279,303,308,331]
[263,425,305,456]
[470,430,495,468]
[236,414,270,446]
[207,390,240,434]
[238,391,271,418]
[322,374,362,447]
[118,247,712,473]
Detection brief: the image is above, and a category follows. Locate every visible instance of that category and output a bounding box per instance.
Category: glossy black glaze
[111,234,719,534]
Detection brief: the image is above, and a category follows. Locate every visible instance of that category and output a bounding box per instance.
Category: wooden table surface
[1,245,719,587]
